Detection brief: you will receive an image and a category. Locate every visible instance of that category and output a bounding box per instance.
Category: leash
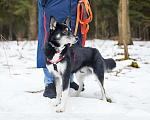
[70,0,93,47]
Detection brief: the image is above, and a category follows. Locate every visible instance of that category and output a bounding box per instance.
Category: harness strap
[47,55,66,65]
[71,0,93,47]
[47,55,66,72]
[73,51,76,62]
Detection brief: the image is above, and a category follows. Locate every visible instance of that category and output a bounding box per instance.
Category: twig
[22,41,28,49]
[0,34,8,41]
[25,89,44,93]
[115,69,122,76]
[1,35,12,77]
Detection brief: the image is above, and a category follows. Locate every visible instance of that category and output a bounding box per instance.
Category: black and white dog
[42,16,116,112]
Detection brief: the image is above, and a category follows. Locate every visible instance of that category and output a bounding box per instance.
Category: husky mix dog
[42,16,116,112]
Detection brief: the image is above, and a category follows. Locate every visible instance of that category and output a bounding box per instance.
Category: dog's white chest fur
[46,53,67,75]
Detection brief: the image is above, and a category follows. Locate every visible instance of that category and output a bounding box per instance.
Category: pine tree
[0,0,31,40]
[130,0,150,40]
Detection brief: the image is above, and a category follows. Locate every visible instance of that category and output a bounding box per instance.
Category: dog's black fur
[42,16,116,112]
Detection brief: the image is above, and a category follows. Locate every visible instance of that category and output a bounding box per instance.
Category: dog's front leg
[56,85,70,112]
[56,73,70,113]
[53,75,62,107]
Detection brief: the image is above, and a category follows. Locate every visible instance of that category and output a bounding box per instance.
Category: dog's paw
[53,100,61,107]
[55,105,65,113]
[101,97,107,102]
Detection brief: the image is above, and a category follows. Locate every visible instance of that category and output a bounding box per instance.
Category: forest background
[0,0,150,42]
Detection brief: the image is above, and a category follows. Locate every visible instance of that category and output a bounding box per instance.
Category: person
[37,0,89,99]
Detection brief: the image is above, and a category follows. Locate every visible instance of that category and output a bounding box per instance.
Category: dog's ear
[64,17,70,26]
[49,16,57,30]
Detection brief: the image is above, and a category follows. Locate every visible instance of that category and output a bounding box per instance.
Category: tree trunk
[118,0,122,46]
[146,28,149,40]
[29,0,37,40]
[8,13,12,41]
[139,25,141,38]
[122,0,129,59]
[127,0,133,45]
[94,1,98,39]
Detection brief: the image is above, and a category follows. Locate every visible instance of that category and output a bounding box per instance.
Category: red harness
[46,55,65,72]
[47,50,76,64]
[46,50,76,72]
[47,55,66,65]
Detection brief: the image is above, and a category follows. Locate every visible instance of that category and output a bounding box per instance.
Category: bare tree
[122,0,129,59]
[118,0,122,46]
[118,0,133,46]
[94,1,98,39]
[127,0,133,45]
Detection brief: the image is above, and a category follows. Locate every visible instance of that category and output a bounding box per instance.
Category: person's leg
[70,74,84,91]
[70,74,74,83]
[43,68,54,86]
[43,68,56,98]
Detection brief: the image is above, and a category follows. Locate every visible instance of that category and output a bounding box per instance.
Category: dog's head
[47,16,78,47]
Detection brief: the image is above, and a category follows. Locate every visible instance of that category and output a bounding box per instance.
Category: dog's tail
[104,58,116,71]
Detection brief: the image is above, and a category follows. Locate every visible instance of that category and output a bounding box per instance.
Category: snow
[0,40,150,120]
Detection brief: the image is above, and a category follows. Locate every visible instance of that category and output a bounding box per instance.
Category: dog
[42,16,116,112]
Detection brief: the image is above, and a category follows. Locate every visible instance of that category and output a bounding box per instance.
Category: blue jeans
[43,67,73,86]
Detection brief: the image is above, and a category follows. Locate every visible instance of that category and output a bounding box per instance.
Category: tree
[118,0,133,45]
[93,0,98,38]
[88,0,119,39]
[0,0,31,40]
[130,0,150,40]
[118,0,122,45]
[29,0,37,40]
[1,0,150,41]
[122,0,129,59]
[127,0,133,45]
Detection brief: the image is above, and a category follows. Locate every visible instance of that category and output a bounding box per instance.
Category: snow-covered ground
[0,40,150,120]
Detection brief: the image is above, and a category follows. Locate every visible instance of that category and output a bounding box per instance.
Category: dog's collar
[49,42,65,53]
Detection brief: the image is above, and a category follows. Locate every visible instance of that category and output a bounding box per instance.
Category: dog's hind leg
[71,67,91,97]
[93,69,107,101]
[97,78,107,101]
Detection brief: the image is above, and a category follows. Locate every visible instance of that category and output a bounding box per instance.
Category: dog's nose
[75,36,79,41]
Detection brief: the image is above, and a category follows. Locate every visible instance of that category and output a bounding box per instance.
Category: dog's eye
[63,30,68,34]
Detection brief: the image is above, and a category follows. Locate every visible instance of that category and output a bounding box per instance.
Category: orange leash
[71,0,93,47]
